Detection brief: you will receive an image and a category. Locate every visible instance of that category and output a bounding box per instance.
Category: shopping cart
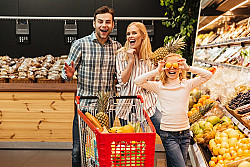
[76,95,156,167]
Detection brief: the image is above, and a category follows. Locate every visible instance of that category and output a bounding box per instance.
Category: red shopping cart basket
[76,95,156,167]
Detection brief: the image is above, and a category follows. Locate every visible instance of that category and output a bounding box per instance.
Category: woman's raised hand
[127,48,136,63]
[64,61,75,79]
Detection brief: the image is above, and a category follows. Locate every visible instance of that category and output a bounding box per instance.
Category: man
[61,6,121,167]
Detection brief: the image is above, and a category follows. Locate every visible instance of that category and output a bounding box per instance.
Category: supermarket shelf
[188,143,209,167]
[193,59,250,72]
[0,83,77,92]
[224,106,250,137]
[198,0,250,32]
[196,36,250,49]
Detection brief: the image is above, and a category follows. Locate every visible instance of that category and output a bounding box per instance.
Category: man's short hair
[94,6,115,22]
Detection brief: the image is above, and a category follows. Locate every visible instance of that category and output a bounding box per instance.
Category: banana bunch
[109,127,124,133]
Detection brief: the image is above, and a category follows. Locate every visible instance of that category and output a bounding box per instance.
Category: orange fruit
[208,67,216,74]
[165,62,172,68]
[192,104,198,109]
[201,95,210,99]
[217,155,223,161]
[211,156,218,163]
[223,153,231,160]
[237,148,243,157]
[209,160,216,167]
[122,125,135,133]
[188,111,193,117]
[218,160,224,164]
[191,107,197,112]
[243,149,250,156]
[198,97,206,104]
[172,63,179,68]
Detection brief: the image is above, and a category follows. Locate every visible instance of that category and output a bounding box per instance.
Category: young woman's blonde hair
[160,53,187,85]
[117,22,153,66]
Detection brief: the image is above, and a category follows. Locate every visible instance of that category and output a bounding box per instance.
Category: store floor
[0,149,71,167]
[0,149,193,167]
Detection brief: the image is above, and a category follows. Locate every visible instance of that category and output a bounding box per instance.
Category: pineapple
[189,102,215,124]
[95,91,110,129]
[151,36,186,66]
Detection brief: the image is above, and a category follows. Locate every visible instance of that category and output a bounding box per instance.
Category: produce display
[188,69,250,167]
[193,65,250,106]
[196,20,250,46]
[188,93,215,124]
[228,90,250,112]
[194,46,250,68]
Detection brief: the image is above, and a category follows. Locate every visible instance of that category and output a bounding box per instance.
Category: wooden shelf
[0,83,77,92]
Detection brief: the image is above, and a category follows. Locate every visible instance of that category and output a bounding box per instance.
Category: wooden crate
[0,92,74,142]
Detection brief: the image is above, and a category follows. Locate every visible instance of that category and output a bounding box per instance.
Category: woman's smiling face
[126,25,143,51]
[165,56,181,80]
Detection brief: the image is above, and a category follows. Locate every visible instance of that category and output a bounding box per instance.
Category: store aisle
[0,149,71,167]
[0,149,193,167]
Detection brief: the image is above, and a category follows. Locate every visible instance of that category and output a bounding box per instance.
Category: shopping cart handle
[75,96,98,104]
[113,95,144,103]
[75,95,144,103]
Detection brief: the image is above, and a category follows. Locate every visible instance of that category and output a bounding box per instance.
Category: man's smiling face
[93,13,114,43]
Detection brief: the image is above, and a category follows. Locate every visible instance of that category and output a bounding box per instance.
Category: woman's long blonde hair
[117,22,153,66]
[160,53,187,85]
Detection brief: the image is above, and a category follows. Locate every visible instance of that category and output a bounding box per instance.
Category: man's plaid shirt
[62,32,122,107]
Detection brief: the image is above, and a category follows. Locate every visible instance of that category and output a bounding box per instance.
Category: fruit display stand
[188,0,250,166]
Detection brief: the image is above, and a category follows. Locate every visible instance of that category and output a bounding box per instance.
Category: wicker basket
[9,78,34,83]
[37,78,62,83]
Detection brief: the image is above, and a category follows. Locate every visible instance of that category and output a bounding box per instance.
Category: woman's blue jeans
[160,129,191,167]
[149,107,162,136]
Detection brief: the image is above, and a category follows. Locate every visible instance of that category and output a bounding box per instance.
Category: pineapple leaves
[97,91,110,113]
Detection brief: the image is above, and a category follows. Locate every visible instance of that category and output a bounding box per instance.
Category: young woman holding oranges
[135,53,213,167]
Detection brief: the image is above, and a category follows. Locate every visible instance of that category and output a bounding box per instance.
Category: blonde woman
[134,53,213,167]
[116,22,161,135]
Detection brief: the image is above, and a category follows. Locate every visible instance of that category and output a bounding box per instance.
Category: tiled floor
[0,149,71,167]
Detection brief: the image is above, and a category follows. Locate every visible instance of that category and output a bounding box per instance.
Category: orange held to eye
[165,62,172,68]
[208,67,216,74]
[172,63,179,69]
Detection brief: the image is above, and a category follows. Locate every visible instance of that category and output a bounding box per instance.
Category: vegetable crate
[76,95,156,167]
